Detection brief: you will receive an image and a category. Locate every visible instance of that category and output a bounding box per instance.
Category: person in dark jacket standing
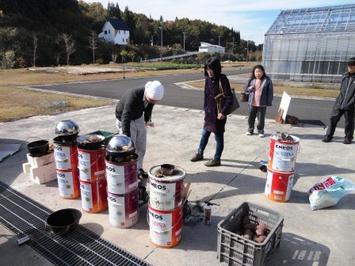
[115,80,164,174]
[323,57,355,144]
[244,65,273,137]
[190,57,233,167]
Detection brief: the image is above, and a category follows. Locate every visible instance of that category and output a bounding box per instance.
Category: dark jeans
[197,128,224,161]
[248,106,267,133]
[325,107,354,140]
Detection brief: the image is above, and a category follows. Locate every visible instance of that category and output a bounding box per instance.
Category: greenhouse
[263,4,355,83]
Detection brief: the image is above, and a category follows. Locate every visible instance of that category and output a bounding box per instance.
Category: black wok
[27,140,49,157]
[76,134,105,150]
[46,208,82,235]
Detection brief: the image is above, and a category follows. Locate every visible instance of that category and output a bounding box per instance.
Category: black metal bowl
[160,164,175,175]
[27,140,49,157]
[76,134,105,150]
[46,208,82,235]
[105,153,138,163]
[53,134,78,145]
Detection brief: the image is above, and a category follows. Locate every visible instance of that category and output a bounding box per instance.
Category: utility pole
[247,40,249,61]
[159,25,163,60]
[218,36,221,46]
[122,50,126,79]
[160,26,163,49]
[183,31,186,51]
[232,36,235,54]
[123,62,125,79]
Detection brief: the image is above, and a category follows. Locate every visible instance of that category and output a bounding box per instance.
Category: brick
[30,162,57,184]
[22,162,31,174]
[27,152,54,168]
[31,174,57,185]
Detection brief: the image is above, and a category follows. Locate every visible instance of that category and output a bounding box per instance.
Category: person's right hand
[217,113,225,120]
[146,122,154,128]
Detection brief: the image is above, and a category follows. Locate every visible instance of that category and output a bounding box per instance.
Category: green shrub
[1,50,16,69]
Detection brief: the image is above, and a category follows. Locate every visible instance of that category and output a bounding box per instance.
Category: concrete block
[31,174,57,185]
[27,152,54,168]
[22,162,31,174]
[30,162,57,184]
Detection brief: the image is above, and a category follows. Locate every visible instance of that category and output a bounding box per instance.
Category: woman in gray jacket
[244,65,273,137]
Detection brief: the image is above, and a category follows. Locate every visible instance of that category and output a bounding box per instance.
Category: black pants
[325,107,354,140]
[248,106,267,133]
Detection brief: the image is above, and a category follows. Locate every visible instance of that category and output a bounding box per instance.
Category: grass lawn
[0,62,338,122]
[0,67,202,86]
[186,80,339,98]
[126,62,200,70]
[0,86,112,122]
[0,65,204,122]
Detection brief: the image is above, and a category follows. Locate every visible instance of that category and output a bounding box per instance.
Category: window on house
[108,29,110,34]
[104,30,107,34]
[122,38,124,42]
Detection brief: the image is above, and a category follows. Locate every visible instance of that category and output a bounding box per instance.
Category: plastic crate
[87,130,114,146]
[217,202,283,266]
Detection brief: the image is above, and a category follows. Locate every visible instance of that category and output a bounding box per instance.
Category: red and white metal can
[107,189,139,228]
[80,178,107,213]
[105,160,138,194]
[265,168,294,202]
[78,148,105,181]
[56,168,80,199]
[148,204,182,248]
[268,135,299,172]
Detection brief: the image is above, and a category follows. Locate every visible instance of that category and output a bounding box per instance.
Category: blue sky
[83,0,355,45]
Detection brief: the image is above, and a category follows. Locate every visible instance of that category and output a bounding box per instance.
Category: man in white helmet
[115,80,165,177]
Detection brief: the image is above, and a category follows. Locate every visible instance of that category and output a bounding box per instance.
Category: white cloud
[83,0,355,44]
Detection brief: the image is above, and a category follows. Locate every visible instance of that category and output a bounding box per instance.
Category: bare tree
[89,31,98,64]
[32,33,38,67]
[55,35,61,66]
[62,33,76,65]
[111,44,119,63]
[128,50,135,62]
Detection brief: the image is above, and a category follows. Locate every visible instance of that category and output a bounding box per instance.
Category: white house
[98,18,130,45]
[198,42,225,54]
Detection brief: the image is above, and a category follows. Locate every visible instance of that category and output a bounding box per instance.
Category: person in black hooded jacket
[190,57,233,166]
[323,57,355,144]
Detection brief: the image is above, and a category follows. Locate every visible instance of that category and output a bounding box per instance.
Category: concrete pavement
[0,104,354,266]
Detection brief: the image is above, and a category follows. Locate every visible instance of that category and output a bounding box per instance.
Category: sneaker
[258,133,265,137]
[246,132,253,136]
[190,153,203,162]
[343,138,352,144]
[322,136,332,143]
[204,159,221,167]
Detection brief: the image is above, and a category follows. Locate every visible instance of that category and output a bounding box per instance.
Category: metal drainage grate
[0,181,150,266]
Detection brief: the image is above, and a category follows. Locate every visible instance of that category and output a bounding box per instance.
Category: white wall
[98,21,130,45]
[98,22,115,43]
[199,46,225,54]
[114,30,130,45]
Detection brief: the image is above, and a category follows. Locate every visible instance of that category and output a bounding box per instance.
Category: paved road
[34,70,344,128]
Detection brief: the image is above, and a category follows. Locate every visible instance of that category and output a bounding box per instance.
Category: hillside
[0,0,260,67]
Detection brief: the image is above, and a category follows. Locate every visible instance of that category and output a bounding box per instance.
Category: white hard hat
[145,80,164,101]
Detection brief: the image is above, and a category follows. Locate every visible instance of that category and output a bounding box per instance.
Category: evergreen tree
[107,2,121,19]
[0,0,258,66]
